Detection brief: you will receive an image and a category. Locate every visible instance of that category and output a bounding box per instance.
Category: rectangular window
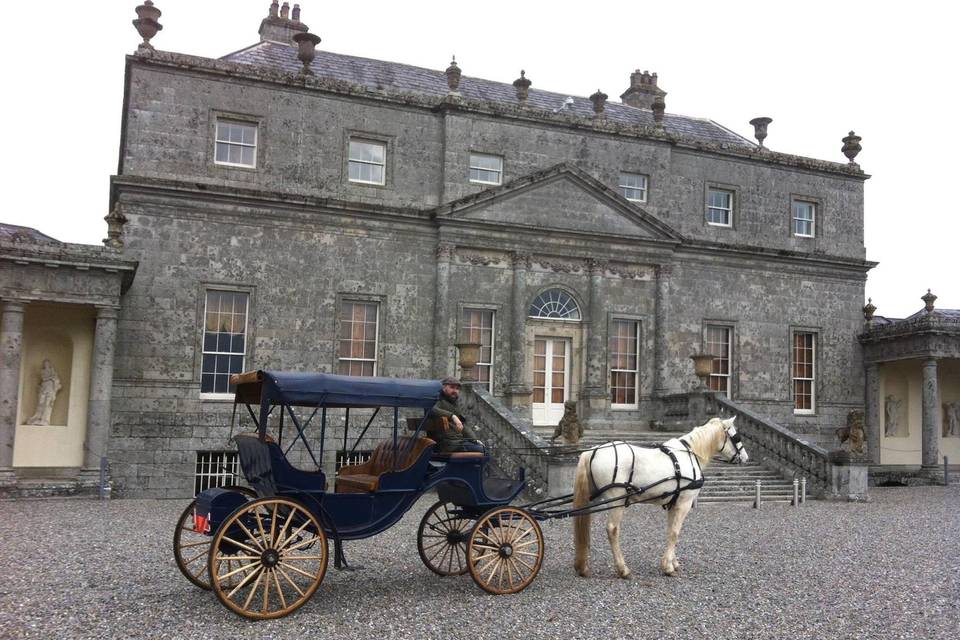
[460,308,495,391]
[793,201,816,237]
[707,188,733,226]
[469,153,503,185]
[609,319,639,407]
[214,119,257,168]
[348,139,386,185]
[194,451,240,496]
[619,172,648,203]
[338,301,379,376]
[792,332,816,413]
[201,290,249,395]
[705,325,732,397]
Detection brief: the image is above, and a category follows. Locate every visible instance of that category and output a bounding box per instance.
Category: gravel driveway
[1,486,957,640]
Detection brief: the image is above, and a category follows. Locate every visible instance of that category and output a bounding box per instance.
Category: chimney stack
[259,1,309,44]
[620,69,666,110]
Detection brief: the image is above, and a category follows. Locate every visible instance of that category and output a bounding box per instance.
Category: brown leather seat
[336,436,435,493]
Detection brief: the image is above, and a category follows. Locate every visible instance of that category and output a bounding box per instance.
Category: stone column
[653,263,672,396]
[505,252,531,408]
[581,259,607,424]
[82,306,119,473]
[864,363,881,464]
[0,301,25,484]
[921,358,940,468]
[432,243,454,378]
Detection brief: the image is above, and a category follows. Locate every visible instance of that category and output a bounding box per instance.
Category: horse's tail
[573,450,593,577]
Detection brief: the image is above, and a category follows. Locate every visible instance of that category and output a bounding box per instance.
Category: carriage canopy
[232,370,442,409]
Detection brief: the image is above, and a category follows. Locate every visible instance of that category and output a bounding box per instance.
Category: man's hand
[452,416,464,432]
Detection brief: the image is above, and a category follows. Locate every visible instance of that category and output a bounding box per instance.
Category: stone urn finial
[513,70,531,103]
[292,31,321,75]
[455,342,482,383]
[922,289,937,313]
[841,131,862,165]
[589,89,608,117]
[749,116,772,148]
[445,57,461,93]
[652,95,665,129]
[132,1,163,53]
[689,353,714,390]
[103,204,128,249]
[863,298,876,322]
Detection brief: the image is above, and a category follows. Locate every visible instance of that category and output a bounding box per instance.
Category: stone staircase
[535,427,796,504]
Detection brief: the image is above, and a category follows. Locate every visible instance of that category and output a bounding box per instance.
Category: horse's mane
[683,419,725,466]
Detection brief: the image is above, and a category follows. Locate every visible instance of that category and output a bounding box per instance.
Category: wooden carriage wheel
[417,501,475,576]
[173,486,255,590]
[466,507,544,595]
[208,497,328,620]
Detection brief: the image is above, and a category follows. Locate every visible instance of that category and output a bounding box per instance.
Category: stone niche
[878,361,921,465]
[940,359,960,464]
[13,304,95,468]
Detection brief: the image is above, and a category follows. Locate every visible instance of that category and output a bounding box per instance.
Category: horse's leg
[660,498,693,577]
[605,504,631,579]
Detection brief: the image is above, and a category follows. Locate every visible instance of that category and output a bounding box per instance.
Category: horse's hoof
[617,569,632,580]
[575,565,591,578]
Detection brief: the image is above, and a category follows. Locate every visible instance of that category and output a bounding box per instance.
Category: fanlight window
[528,289,581,320]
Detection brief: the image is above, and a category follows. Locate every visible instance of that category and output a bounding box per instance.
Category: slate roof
[223,42,754,148]
[906,308,960,321]
[0,223,60,244]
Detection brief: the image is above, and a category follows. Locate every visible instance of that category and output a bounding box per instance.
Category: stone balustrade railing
[461,384,550,496]
[711,395,832,492]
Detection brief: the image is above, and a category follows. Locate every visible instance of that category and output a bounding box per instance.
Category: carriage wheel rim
[467,507,544,595]
[173,499,213,590]
[417,501,474,576]
[208,497,328,620]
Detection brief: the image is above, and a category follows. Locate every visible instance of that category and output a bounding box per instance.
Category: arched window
[528,289,581,320]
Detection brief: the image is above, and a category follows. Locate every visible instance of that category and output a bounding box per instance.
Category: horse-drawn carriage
[173,369,749,619]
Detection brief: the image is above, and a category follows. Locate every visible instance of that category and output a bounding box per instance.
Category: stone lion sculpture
[551,400,583,445]
[836,409,865,455]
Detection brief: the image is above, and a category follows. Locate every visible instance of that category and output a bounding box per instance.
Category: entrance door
[532,337,571,426]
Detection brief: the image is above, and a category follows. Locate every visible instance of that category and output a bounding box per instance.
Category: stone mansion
[2,3,955,497]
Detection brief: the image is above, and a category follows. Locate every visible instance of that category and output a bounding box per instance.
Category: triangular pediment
[434,163,683,242]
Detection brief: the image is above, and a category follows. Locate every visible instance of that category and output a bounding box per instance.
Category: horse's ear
[722,416,737,428]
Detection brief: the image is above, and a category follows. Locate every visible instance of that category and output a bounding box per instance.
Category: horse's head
[715,416,748,464]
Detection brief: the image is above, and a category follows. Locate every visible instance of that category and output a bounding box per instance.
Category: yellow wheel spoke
[280,555,326,561]
[513,555,536,572]
[235,519,265,552]
[269,504,278,546]
[261,567,271,612]
[274,506,297,550]
[277,519,312,552]
[226,565,262,600]
[220,535,261,555]
[278,561,320,580]
[283,535,319,553]
[272,568,287,610]
[254,509,269,548]
[218,559,261,582]
[241,570,264,610]
[182,549,208,566]
[513,538,541,549]
[276,565,306,597]
[178,539,211,549]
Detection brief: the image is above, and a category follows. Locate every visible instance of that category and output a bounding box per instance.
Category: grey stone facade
[86,6,876,496]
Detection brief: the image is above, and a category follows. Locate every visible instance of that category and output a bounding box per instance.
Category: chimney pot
[621,68,666,109]
[259,1,309,43]
[292,3,301,21]
[280,1,290,18]
[269,0,279,17]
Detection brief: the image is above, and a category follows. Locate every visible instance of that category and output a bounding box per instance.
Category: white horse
[573,416,747,579]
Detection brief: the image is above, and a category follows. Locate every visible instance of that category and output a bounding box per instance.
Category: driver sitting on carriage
[427,376,485,454]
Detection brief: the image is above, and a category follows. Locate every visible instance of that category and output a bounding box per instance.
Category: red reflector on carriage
[194,511,210,534]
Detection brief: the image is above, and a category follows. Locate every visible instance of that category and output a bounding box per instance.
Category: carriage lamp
[455,342,482,383]
[689,353,715,390]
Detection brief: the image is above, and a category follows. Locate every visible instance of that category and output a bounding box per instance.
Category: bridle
[721,427,745,464]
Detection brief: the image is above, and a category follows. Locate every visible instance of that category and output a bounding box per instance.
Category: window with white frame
[609,319,639,407]
[460,308,495,391]
[338,301,379,376]
[619,172,648,202]
[469,153,503,185]
[707,188,733,226]
[793,200,816,237]
[201,290,249,395]
[214,119,258,168]
[705,325,732,397]
[792,331,816,413]
[348,139,386,185]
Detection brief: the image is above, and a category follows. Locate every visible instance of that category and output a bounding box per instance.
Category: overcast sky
[2,0,955,318]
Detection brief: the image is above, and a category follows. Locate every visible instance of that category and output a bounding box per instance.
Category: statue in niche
[944,402,960,438]
[884,395,902,437]
[25,360,62,426]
